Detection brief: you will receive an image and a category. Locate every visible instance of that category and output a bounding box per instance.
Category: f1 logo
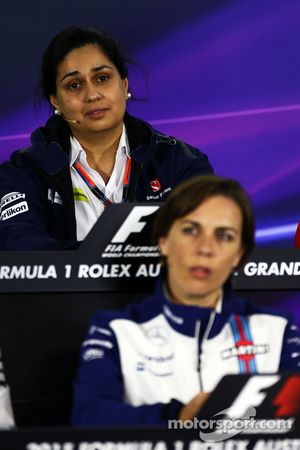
[111,206,159,243]
[226,374,300,418]
[227,375,280,418]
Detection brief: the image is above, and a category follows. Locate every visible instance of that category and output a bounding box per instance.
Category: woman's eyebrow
[181,219,199,226]
[217,226,239,234]
[181,219,239,233]
[60,71,79,82]
[91,64,113,72]
[60,65,113,83]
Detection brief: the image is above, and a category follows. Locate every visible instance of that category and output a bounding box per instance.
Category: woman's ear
[159,236,169,257]
[123,77,129,95]
[233,247,244,269]
[50,95,60,112]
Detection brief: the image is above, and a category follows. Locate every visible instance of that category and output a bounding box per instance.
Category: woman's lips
[190,266,212,278]
[86,108,108,118]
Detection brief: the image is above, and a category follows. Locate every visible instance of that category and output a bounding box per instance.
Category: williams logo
[0,201,29,221]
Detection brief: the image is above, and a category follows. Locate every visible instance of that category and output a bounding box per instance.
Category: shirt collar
[69,123,130,167]
[69,136,83,167]
[119,124,131,159]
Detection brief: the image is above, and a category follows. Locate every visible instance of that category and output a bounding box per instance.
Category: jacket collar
[31,112,158,150]
[31,114,71,153]
[26,111,172,175]
[124,112,167,166]
[153,276,237,338]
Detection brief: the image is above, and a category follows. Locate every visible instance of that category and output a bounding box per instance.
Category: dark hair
[39,26,129,102]
[152,175,255,267]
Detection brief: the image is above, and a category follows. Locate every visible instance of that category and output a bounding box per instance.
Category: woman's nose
[87,93,100,102]
[86,91,101,102]
[196,234,214,256]
[85,82,101,102]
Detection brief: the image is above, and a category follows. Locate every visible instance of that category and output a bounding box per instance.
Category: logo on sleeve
[0,201,29,221]
[0,192,26,209]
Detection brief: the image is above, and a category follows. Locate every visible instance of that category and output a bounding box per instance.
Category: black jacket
[0,113,213,250]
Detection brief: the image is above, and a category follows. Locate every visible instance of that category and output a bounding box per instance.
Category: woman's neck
[73,126,123,183]
[166,279,222,309]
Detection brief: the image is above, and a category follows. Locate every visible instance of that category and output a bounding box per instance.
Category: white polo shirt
[69,125,130,241]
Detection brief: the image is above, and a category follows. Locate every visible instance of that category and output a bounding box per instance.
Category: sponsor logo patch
[73,187,89,202]
[145,326,170,346]
[0,192,26,210]
[47,189,63,205]
[0,201,29,221]
[83,348,104,361]
[146,187,171,201]
[221,343,269,360]
[150,178,162,192]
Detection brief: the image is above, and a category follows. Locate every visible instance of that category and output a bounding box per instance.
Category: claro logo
[244,261,300,276]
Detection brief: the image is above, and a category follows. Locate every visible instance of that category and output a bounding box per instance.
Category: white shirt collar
[69,124,130,167]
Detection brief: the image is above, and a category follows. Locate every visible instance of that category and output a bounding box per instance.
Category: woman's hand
[179,392,211,421]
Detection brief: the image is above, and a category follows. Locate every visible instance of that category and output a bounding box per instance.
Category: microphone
[54,109,80,124]
[62,117,80,124]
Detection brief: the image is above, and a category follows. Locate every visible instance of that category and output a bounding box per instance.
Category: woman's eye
[182,226,198,236]
[68,82,81,90]
[216,230,234,242]
[96,74,109,82]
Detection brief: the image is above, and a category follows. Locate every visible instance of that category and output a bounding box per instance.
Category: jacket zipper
[195,311,217,392]
[195,320,203,391]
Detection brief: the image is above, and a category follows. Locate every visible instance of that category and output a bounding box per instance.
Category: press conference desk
[1,203,300,293]
[0,427,299,450]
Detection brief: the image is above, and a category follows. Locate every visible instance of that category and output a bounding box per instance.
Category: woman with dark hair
[72,175,300,426]
[0,26,213,250]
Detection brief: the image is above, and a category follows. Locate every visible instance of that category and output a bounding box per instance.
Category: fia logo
[150,179,162,192]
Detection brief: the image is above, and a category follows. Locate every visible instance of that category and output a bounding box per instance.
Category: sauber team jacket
[0,113,213,250]
[72,281,300,426]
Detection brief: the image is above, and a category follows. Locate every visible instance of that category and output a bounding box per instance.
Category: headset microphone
[63,117,80,124]
[54,109,80,124]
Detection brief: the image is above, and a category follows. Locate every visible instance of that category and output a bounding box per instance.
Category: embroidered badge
[150,179,162,192]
